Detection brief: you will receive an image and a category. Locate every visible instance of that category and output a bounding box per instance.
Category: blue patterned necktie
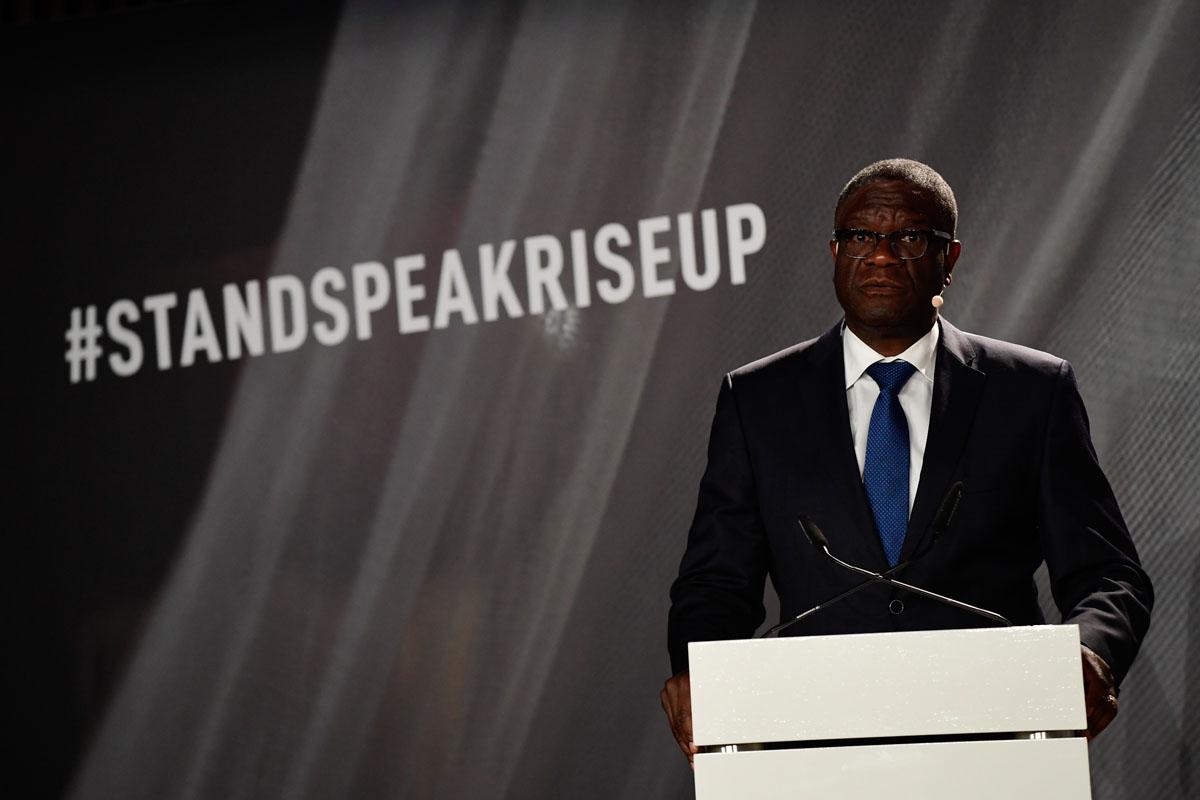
[862,361,918,566]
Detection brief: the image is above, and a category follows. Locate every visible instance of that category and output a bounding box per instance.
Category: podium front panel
[689,626,1085,745]
[694,737,1090,799]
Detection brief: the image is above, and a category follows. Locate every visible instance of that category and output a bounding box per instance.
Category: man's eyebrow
[842,214,932,227]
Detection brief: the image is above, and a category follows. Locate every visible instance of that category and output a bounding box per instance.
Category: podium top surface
[688,625,1086,746]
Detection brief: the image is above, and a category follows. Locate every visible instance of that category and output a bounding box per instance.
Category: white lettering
[569,228,591,308]
[180,288,222,367]
[223,280,264,360]
[479,240,523,321]
[594,223,634,304]
[73,202,767,382]
[434,249,480,329]
[311,267,349,346]
[679,209,721,291]
[525,235,569,315]
[267,275,307,353]
[352,261,391,340]
[106,299,143,377]
[395,255,430,334]
[638,215,674,298]
[142,293,177,370]
[725,202,766,286]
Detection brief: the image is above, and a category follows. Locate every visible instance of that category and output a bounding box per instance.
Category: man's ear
[829,239,839,262]
[944,240,962,280]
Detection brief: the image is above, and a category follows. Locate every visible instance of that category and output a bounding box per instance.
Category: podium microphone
[761,482,1009,637]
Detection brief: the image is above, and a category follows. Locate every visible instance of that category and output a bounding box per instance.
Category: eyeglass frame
[831,227,954,260]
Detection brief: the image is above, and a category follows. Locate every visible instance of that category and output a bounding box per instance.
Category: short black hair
[834,158,958,236]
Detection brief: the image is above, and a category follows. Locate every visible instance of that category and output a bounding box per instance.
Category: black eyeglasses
[832,228,952,260]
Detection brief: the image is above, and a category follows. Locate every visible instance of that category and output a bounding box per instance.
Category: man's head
[829,158,962,351]
[834,159,957,236]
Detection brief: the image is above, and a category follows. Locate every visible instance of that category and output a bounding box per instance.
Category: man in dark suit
[660,159,1153,767]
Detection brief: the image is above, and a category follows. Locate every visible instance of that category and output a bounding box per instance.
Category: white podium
[689,625,1091,799]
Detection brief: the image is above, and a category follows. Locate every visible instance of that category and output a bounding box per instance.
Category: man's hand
[660,671,698,768]
[1081,645,1118,741]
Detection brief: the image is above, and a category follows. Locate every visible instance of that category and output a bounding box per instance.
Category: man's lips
[858,281,905,293]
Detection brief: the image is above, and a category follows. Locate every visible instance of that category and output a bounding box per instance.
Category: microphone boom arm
[820,541,1011,627]
[761,545,1009,638]
[762,484,1010,637]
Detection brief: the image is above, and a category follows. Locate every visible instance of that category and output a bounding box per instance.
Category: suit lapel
[800,322,887,570]
[901,318,986,560]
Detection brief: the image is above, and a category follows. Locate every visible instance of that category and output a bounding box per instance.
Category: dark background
[6,1,1198,797]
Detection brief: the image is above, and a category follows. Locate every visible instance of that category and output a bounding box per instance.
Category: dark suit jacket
[668,319,1153,684]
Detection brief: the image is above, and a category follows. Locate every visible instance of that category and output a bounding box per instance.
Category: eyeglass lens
[842,230,930,260]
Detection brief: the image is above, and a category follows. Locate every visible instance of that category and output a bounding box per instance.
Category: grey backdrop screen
[7,1,1198,798]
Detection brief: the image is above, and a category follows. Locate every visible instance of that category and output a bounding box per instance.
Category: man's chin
[850,305,934,333]
[855,302,913,327]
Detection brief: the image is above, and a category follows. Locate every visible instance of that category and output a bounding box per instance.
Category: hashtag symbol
[65,306,104,384]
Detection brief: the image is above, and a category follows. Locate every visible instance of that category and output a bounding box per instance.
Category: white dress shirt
[842,321,939,513]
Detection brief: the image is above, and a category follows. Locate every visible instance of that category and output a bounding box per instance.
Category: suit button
[889,599,905,615]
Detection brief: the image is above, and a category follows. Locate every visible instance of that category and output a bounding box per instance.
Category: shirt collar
[842,319,940,390]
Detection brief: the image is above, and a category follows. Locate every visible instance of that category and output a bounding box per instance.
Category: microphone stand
[760,547,920,638]
[761,482,1011,638]
[816,545,1010,627]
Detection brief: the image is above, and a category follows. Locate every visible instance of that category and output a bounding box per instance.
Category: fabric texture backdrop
[7,1,1198,798]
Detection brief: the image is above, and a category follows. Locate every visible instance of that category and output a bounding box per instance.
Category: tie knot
[866,360,917,393]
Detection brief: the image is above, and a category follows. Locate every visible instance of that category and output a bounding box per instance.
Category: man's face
[829,179,960,336]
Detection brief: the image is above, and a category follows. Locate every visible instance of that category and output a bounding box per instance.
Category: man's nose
[866,234,900,266]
